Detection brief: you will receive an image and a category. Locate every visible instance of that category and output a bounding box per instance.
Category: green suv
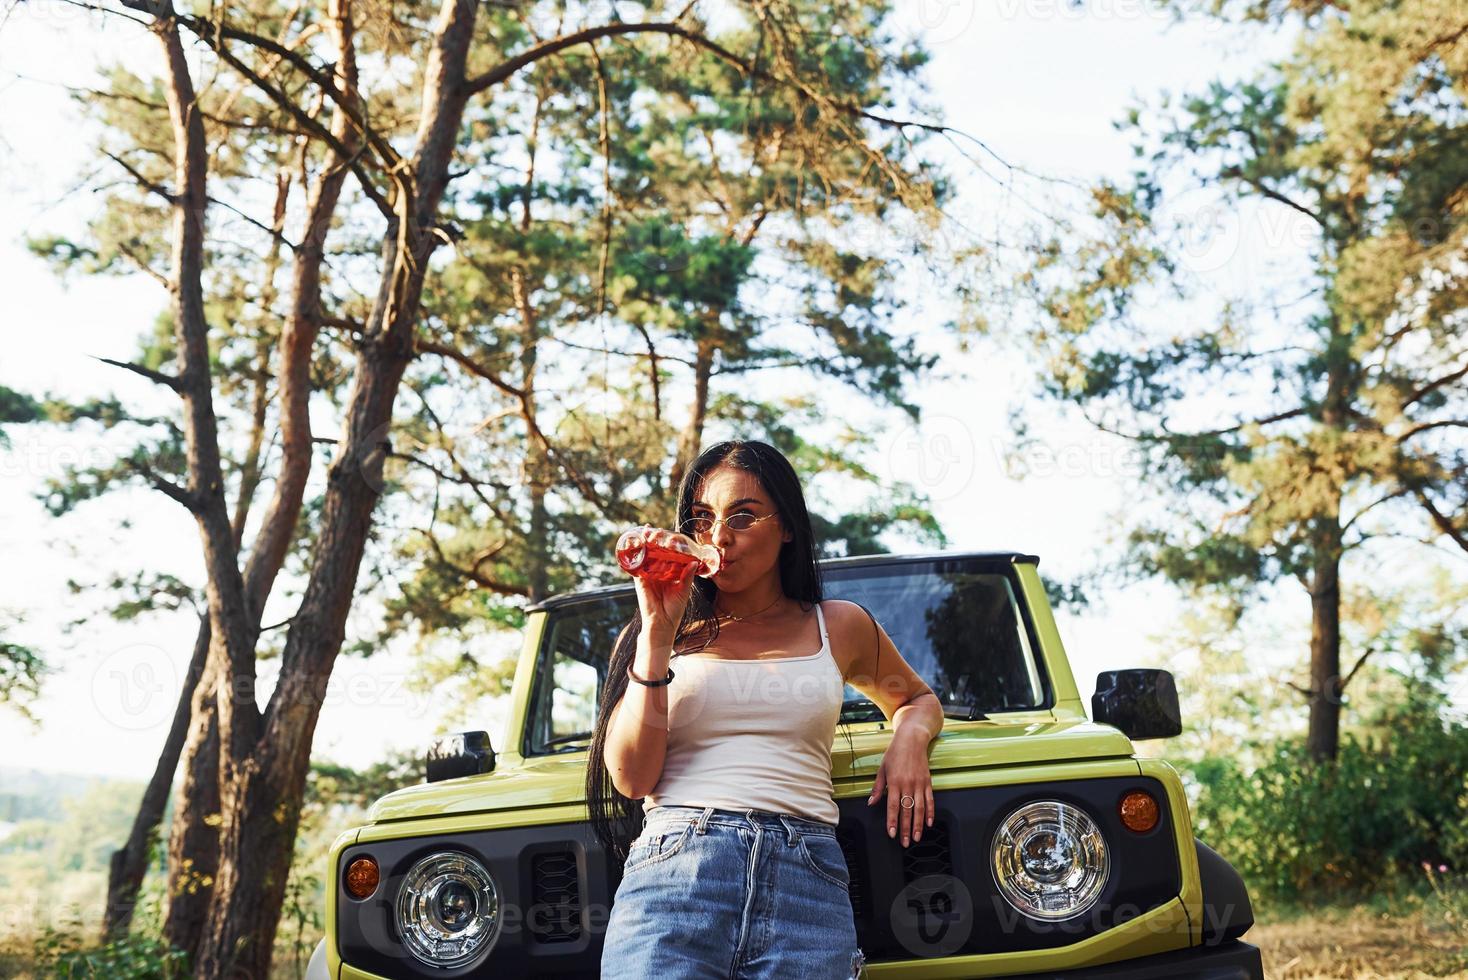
[306,550,1265,978]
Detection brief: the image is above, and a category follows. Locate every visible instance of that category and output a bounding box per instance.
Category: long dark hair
[584,440,827,860]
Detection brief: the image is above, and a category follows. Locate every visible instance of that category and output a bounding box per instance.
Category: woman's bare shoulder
[818,598,870,628]
[817,600,874,678]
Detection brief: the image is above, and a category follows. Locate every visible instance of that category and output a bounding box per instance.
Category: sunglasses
[679,511,779,537]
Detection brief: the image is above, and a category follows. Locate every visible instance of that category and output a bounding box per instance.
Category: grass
[1249,871,1468,979]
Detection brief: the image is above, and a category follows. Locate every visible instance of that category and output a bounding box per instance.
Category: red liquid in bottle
[616,525,722,582]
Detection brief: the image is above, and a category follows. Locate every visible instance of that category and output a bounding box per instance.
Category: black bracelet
[628,663,675,687]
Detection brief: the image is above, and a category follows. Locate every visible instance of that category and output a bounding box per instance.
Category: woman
[586,440,945,979]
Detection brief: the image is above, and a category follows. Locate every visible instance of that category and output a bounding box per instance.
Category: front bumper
[1009,939,1264,979]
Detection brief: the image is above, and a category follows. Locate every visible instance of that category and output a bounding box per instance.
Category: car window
[522,557,1051,756]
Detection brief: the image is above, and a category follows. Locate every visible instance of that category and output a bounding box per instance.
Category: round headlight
[991,800,1109,920]
[395,851,501,967]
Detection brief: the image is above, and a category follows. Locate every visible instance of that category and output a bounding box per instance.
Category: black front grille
[835,822,870,920]
[831,776,1183,963]
[529,850,582,944]
[902,821,953,881]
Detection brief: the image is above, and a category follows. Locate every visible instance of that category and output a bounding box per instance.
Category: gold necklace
[714,594,783,624]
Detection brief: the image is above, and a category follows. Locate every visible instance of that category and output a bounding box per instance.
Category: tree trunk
[114,153,291,953]
[102,615,212,941]
[669,333,715,493]
[513,266,549,602]
[522,323,550,603]
[190,2,476,975]
[1306,340,1349,763]
[152,2,359,967]
[1306,518,1343,762]
[161,651,222,956]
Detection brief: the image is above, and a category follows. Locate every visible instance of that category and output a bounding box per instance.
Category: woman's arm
[604,627,676,800]
[830,600,943,848]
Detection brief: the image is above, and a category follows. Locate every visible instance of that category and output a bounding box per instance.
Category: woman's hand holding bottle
[628,529,700,641]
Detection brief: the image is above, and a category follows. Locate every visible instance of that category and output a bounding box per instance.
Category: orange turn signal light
[345,856,380,899]
[1119,791,1160,833]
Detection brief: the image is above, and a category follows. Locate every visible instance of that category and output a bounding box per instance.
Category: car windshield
[522,555,1051,756]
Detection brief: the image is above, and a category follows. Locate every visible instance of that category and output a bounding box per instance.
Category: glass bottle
[615,525,723,582]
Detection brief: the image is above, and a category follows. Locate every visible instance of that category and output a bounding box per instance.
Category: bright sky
[0,2,1459,784]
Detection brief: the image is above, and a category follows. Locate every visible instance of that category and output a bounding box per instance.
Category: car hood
[367,717,1133,825]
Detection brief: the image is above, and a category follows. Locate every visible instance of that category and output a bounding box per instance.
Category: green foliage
[1013,0,1468,589]
[0,628,46,722]
[0,384,45,447]
[0,773,184,975]
[278,868,322,980]
[1185,699,1468,903]
[30,927,190,979]
[304,751,421,814]
[1003,0,1468,766]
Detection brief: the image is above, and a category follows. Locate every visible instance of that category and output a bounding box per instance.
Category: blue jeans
[601,804,866,979]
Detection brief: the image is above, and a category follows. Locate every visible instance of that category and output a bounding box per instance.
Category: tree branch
[175,14,402,172]
[112,241,177,293]
[1079,405,1307,443]
[416,527,530,597]
[178,20,395,222]
[209,197,300,252]
[1338,647,1376,693]
[1399,419,1468,441]
[1417,489,1468,553]
[1403,361,1468,408]
[414,338,629,520]
[92,355,184,393]
[102,150,176,203]
[541,334,697,368]
[104,150,300,250]
[128,456,199,512]
[463,16,967,149]
[388,448,513,496]
[1340,485,1412,536]
[415,338,528,401]
[1221,167,1325,227]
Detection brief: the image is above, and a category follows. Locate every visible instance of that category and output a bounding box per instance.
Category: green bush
[1183,700,1468,904]
[29,925,189,979]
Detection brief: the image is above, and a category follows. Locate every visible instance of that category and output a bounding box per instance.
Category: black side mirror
[426,730,497,783]
[1092,669,1182,740]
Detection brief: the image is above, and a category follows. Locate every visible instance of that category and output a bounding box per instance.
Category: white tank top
[643,602,843,825]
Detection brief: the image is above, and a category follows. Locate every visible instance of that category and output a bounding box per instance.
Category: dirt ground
[5,890,1464,979]
[1250,886,1468,979]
